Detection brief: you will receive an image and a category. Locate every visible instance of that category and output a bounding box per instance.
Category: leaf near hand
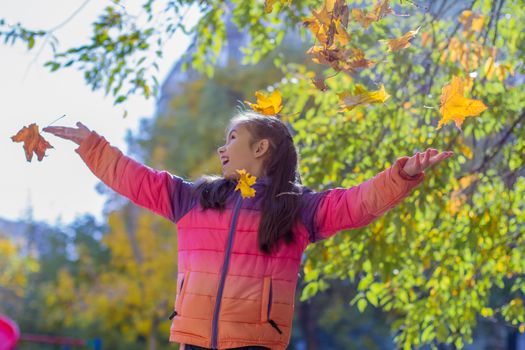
[11,123,54,162]
[438,76,488,131]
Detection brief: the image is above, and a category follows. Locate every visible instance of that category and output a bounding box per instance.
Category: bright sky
[1,1,198,226]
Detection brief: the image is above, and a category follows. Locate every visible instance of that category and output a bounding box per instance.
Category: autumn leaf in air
[11,123,54,162]
[352,0,394,29]
[235,169,257,198]
[244,90,283,115]
[438,76,488,131]
[303,5,350,48]
[338,84,390,111]
[384,27,420,52]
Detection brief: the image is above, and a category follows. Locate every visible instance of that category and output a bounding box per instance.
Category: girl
[43,111,453,350]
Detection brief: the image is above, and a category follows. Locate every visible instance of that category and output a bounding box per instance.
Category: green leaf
[357,298,367,313]
[114,95,126,104]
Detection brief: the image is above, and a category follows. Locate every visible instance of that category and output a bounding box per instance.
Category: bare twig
[22,0,92,81]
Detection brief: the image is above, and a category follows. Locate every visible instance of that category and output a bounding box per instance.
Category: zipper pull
[268,319,282,334]
[168,310,178,320]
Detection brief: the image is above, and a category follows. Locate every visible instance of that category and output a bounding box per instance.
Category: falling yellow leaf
[352,0,393,28]
[438,76,488,131]
[338,84,390,111]
[244,90,283,115]
[385,27,420,52]
[235,169,257,198]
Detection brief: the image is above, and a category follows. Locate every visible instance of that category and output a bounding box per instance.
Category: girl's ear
[254,139,270,159]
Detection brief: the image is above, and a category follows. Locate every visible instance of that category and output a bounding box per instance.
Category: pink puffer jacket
[75,130,425,349]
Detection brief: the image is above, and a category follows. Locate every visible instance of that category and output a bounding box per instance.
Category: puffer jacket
[75,130,425,349]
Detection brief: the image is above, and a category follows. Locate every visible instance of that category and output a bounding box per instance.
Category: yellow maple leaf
[235,169,257,198]
[303,15,329,44]
[385,27,420,52]
[338,84,390,111]
[244,90,283,115]
[438,76,488,131]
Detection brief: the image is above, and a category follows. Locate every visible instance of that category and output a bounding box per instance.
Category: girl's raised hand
[42,122,92,146]
[403,148,454,176]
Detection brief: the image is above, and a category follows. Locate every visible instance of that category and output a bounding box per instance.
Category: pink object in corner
[0,315,19,350]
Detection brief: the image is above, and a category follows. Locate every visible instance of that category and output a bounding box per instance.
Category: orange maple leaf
[438,76,488,131]
[384,27,420,52]
[11,123,54,162]
[244,90,283,115]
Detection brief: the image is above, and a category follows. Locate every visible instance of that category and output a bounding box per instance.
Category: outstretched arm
[301,149,453,243]
[43,122,195,223]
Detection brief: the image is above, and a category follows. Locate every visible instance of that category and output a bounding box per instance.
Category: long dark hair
[192,108,304,254]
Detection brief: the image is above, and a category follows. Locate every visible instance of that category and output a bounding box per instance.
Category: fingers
[76,121,90,131]
[42,126,77,142]
[415,148,455,170]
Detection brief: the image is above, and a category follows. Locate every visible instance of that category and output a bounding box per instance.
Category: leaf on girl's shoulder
[11,123,54,162]
[235,169,257,198]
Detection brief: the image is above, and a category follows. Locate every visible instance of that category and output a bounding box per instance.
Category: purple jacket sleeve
[75,130,196,223]
[301,156,425,243]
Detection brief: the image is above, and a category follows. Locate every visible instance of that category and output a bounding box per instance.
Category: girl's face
[217,123,268,180]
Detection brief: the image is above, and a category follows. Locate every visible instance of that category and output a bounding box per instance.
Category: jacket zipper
[168,273,187,320]
[267,279,282,334]
[211,193,243,349]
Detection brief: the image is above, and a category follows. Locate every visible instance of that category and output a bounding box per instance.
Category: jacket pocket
[261,276,282,335]
[174,271,190,316]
